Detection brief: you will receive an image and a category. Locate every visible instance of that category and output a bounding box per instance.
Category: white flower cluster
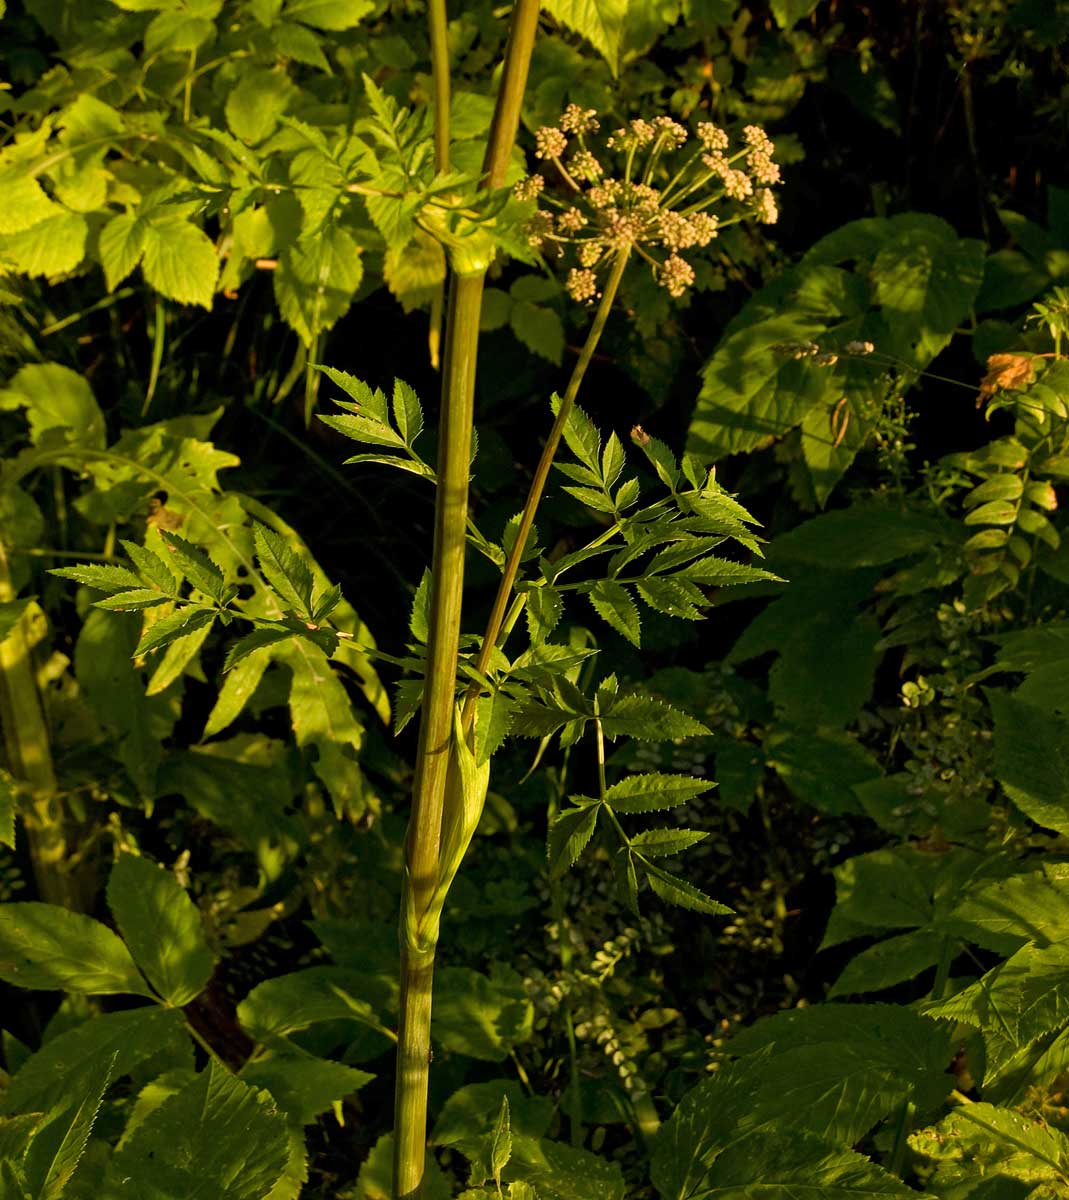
[514,106,784,303]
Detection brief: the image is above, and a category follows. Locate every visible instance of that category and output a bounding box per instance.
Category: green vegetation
[2,1,1069,1198]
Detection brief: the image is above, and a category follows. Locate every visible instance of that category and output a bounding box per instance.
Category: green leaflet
[540,0,629,74]
[241,1054,374,1125]
[989,691,1069,836]
[21,1056,114,1200]
[0,902,153,998]
[237,966,388,1042]
[105,854,215,1007]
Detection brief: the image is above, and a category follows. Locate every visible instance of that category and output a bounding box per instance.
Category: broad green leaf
[225,66,297,143]
[728,571,881,727]
[254,524,314,616]
[99,212,147,291]
[121,540,180,595]
[0,172,62,235]
[241,1054,373,1124]
[134,605,216,658]
[511,301,564,364]
[22,1056,113,1200]
[765,726,880,815]
[431,1082,553,1150]
[725,1003,954,1143]
[0,903,152,997]
[588,580,641,646]
[605,773,714,814]
[822,846,937,947]
[772,504,956,567]
[771,0,821,27]
[106,854,215,1006]
[274,640,367,818]
[274,226,363,345]
[680,1128,930,1200]
[500,1132,625,1200]
[141,215,219,309]
[433,967,533,1062]
[924,941,1069,1086]
[144,7,218,54]
[110,1061,289,1200]
[0,210,88,278]
[541,0,628,73]
[0,1007,188,1116]
[547,805,600,875]
[911,1102,1069,1195]
[989,691,1069,836]
[238,966,386,1042]
[949,867,1069,953]
[284,0,373,29]
[828,928,946,998]
[0,363,106,448]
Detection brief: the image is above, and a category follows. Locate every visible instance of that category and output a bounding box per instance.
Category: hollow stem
[392,4,542,1197]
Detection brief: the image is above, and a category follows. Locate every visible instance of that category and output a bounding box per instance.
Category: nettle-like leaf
[109,1061,290,1200]
[911,1102,1069,1197]
[924,940,1069,1087]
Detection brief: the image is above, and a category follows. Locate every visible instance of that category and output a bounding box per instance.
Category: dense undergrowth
[2,1,1069,1198]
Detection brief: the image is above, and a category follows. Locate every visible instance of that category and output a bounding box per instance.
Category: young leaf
[94,588,174,612]
[145,617,214,695]
[21,1055,114,1200]
[0,903,153,997]
[49,563,142,593]
[588,580,641,646]
[410,569,431,643]
[106,853,216,1007]
[254,523,315,617]
[391,378,423,445]
[223,625,294,671]
[547,805,600,875]
[643,863,731,914]
[606,773,714,814]
[120,539,180,594]
[159,531,227,602]
[490,1096,513,1189]
[204,646,273,738]
[552,395,600,473]
[631,829,709,857]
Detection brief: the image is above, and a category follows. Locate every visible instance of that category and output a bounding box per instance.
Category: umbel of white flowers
[515,105,783,303]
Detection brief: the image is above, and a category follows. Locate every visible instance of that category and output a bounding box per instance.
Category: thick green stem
[394,273,483,1200]
[392,5,542,1197]
[463,248,631,729]
[0,542,77,909]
